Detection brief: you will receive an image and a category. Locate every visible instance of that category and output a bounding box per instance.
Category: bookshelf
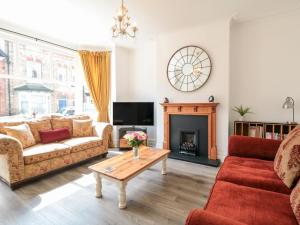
[234,121,298,140]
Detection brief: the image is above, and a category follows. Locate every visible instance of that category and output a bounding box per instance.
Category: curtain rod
[0,27,112,53]
[0,27,78,52]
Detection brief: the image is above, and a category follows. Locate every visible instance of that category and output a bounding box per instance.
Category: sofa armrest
[228,135,281,160]
[185,209,247,225]
[0,134,24,185]
[93,122,113,148]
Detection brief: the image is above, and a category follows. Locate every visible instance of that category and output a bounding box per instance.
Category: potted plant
[232,105,252,121]
[124,131,147,159]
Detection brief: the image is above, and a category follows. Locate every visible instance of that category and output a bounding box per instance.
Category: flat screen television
[113,102,154,126]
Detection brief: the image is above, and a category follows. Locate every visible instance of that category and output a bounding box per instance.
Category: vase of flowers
[124,131,147,159]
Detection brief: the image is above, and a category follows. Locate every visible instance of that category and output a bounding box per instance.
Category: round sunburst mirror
[167,46,212,92]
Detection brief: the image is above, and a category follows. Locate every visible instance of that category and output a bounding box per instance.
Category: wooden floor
[0,149,219,225]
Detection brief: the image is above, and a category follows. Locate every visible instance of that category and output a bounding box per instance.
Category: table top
[89,147,170,181]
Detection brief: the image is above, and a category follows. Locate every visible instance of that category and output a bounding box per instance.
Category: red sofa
[185,136,298,225]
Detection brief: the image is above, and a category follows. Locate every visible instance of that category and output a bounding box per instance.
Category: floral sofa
[0,115,112,189]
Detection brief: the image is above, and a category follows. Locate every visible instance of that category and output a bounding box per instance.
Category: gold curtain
[79,51,111,122]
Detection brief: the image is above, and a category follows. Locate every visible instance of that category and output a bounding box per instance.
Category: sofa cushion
[60,137,102,153]
[228,135,282,160]
[291,180,300,224]
[72,119,93,137]
[205,181,298,225]
[67,114,90,120]
[274,125,300,188]
[39,128,71,144]
[51,117,73,134]
[4,124,36,149]
[23,143,71,165]
[217,156,291,194]
[0,121,25,134]
[27,119,52,143]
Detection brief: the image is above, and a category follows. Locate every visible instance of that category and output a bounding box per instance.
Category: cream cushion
[51,118,73,134]
[4,124,36,148]
[61,136,103,153]
[72,119,93,137]
[68,115,90,120]
[0,121,25,134]
[27,119,52,143]
[23,143,71,165]
[291,180,300,224]
[274,125,300,188]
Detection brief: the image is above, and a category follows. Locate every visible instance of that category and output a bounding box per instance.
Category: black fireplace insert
[169,114,218,166]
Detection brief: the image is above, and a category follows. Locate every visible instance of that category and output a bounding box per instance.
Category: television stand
[118,127,147,150]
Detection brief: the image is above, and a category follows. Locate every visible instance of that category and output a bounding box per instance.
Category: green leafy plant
[232,105,252,116]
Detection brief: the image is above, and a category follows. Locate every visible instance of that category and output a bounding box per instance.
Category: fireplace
[169,114,210,164]
[179,130,198,156]
[161,102,219,167]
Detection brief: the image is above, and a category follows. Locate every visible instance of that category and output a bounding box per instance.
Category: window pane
[83,85,97,119]
[0,35,97,119]
[0,77,79,117]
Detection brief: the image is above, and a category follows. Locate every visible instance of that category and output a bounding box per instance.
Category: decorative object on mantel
[232,105,252,121]
[167,46,212,92]
[160,102,219,167]
[112,0,138,38]
[123,131,147,159]
[208,95,214,102]
[163,97,169,103]
[282,97,296,124]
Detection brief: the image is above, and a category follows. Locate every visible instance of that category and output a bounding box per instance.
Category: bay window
[0,34,96,120]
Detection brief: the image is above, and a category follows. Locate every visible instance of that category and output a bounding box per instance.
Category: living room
[0,0,300,225]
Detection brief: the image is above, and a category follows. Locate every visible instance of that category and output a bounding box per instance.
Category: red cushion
[217,156,291,194]
[185,209,247,225]
[39,128,71,144]
[228,136,281,160]
[205,181,298,225]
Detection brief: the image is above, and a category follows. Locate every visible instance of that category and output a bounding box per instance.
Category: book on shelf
[248,126,263,138]
[273,133,281,140]
[265,132,272,139]
[265,132,281,140]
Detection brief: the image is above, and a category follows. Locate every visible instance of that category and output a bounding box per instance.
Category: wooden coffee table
[89,147,170,209]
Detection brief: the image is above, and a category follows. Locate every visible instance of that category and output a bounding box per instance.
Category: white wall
[112,43,157,146]
[114,46,132,101]
[155,20,231,160]
[128,41,157,145]
[111,46,131,146]
[230,10,300,132]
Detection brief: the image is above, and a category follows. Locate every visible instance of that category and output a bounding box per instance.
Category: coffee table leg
[118,181,127,209]
[94,172,102,198]
[162,156,167,175]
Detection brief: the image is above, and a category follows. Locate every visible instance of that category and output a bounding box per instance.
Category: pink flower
[137,135,144,141]
[124,131,147,143]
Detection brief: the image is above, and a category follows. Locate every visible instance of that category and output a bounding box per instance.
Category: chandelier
[112,0,138,38]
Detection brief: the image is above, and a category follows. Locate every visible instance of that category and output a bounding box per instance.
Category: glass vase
[132,146,140,159]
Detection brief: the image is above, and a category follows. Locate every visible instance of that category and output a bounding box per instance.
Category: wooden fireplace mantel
[160,102,219,160]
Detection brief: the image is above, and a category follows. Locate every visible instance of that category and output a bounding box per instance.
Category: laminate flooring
[0,149,219,225]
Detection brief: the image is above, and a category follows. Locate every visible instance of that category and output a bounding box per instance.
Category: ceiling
[0,0,299,48]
